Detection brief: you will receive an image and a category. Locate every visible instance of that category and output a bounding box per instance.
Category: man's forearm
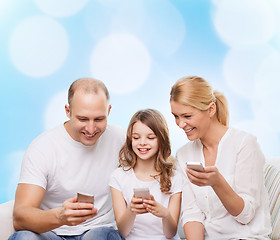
[13,206,62,233]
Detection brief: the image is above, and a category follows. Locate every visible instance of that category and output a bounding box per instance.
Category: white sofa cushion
[264,160,280,240]
[0,200,15,240]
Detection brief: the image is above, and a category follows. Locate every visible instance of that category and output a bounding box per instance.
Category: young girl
[109,109,182,240]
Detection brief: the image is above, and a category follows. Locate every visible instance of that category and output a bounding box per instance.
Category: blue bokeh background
[1,0,280,204]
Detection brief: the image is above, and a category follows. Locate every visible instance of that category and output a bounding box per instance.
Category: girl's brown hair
[170,76,229,126]
[119,109,174,194]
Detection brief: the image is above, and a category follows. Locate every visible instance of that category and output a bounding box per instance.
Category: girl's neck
[134,157,159,182]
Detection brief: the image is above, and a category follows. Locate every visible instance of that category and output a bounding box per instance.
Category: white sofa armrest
[0,200,15,240]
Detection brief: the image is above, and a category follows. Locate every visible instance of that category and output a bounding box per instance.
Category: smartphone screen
[77,193,94,204]
[133,188,151,200]
[186,162,204,172]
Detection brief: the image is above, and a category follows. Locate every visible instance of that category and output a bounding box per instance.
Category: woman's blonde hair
[119,109,174,194]
[170,76,229,126]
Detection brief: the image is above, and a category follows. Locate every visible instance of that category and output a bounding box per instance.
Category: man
[9,78,126,240]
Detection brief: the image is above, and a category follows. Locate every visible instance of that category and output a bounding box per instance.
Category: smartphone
[133,188,151,200]
[186,162,204,172]
[77,192,94,204]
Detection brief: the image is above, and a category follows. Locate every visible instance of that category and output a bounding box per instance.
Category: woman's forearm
[212,175,244,216]
[183,221,204,240]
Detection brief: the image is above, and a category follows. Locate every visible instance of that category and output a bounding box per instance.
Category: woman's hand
[186,166,222,187]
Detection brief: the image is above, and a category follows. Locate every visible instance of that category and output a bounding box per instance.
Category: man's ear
[107,105,112,116]
[65,104,70,118]
[208,102,216,118]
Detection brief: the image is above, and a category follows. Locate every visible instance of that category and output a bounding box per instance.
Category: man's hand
[56,196,98,226]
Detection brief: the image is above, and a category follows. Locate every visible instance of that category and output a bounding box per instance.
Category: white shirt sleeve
[170,171,183,195]
[233,134,265,224]
[19,144,49,189]
[175,155,205,225]
[109,168,123,191]
[180,178,205,225]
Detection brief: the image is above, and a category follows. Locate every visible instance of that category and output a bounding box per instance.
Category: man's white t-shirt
[109,167,183,240]
[19,124,126,235]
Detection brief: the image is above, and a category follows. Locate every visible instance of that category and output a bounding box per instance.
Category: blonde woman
[170,76,271,239]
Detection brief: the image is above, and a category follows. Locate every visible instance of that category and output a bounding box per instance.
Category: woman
[170,76,271,239]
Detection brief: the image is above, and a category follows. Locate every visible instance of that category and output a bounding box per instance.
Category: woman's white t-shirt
[109,167,183,240]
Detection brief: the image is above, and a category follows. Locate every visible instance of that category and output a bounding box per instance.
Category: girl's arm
[110,187,135,237]
[144,192,182,239]
[110,187,148,237]
[183,221,204,240]
[162,192,182,238]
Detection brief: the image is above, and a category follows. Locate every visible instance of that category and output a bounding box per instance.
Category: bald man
[10,78,126,240]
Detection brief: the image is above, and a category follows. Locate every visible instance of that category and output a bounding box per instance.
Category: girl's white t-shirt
[109,167,183,240]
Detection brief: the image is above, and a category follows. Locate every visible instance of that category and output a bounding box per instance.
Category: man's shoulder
[28,124,64,148]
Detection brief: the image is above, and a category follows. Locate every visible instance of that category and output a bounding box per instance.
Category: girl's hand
[143,195,169,218]
[186,166,222,187]
[129,195,148,214]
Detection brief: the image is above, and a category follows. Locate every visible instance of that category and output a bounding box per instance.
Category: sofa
[1,157,280,240]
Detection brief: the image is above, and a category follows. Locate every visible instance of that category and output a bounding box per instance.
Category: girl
[109,109,182,240]
[170,76,271,239]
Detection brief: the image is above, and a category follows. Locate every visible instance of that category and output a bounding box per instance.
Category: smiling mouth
[138,148,151,152]
[185,128,194,133]
[83,132,98,138]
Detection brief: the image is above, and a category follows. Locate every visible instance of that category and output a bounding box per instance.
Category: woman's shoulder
[176,139,201,155]
[227,127,258,144]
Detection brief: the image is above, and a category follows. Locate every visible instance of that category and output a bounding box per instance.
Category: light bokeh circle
[90,34,151,94]
[86,0,185,56]
[34,0,89,17]
[213,0,276,47]
[44,90,69,130]
[118,0,186,56]
[252,51,280,131]
[9,16,69,78]
[223,45,275,99]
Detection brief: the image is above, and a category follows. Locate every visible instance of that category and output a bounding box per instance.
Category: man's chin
[81,139,97,146]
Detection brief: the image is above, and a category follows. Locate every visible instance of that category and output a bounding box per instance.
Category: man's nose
[86,121,95,133]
